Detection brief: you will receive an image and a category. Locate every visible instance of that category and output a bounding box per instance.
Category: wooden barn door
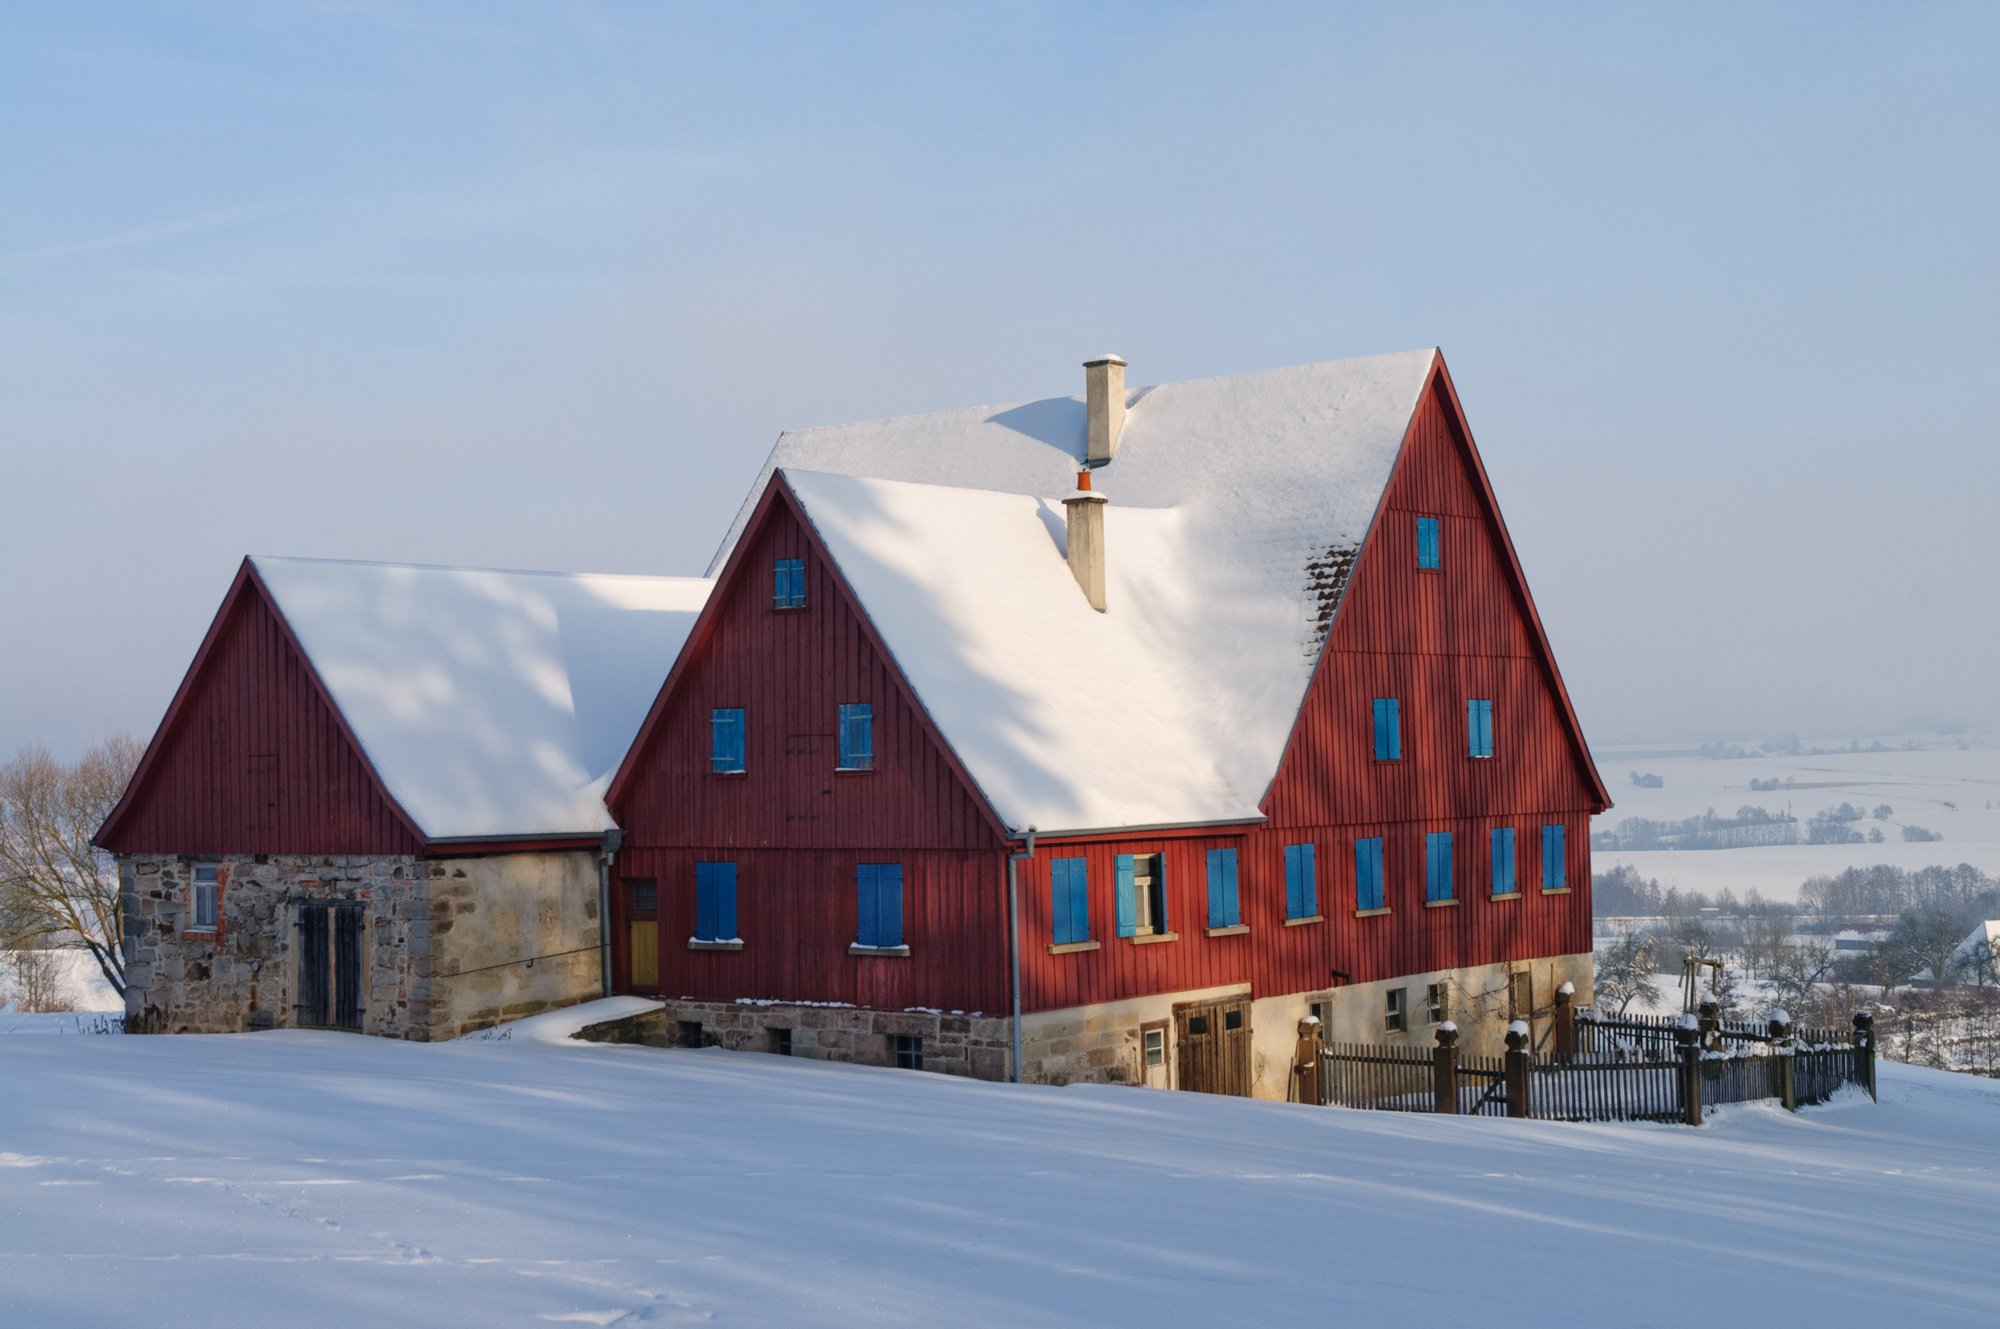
[296,901,363,1031]
[621,879,659,994]
[1176,997,1253,1097]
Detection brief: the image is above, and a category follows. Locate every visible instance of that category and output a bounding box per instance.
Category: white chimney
[1084,354,1126,465]
[1062,467,1108,612]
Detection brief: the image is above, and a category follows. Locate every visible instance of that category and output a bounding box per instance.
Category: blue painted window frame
[1468,699,1494,759]
[1205,848,1241,928]
[1283,843,1318,920]
[837,703,874,770]
[1417,516,1441,570]
[1542,824,1567,891]
[773,557,806,609]
[191,863,218,931]
[1490,828,1516,896]
[710,708,745,773]
[1425,832,1455,903]
[855,863,905,948]
[694,862,739,942]
[1354,838,1385,912]
[1051,857,1090,945]
[1371,698,1402,761]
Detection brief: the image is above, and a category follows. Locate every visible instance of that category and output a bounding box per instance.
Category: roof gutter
[596,828,623,999]
[1007,815,1265,845]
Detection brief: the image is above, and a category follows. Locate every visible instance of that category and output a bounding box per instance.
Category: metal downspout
[1007,829,1037,1083]
[597,828,623,998]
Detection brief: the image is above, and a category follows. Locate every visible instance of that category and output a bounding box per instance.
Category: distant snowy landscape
[1592,733,2000,903]
[4,1000,1998,1328]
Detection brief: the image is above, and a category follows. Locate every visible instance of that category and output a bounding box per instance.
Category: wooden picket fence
[1312,993,1877,1125]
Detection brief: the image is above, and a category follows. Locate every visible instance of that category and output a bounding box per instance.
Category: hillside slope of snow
[3,1009,1996,1327]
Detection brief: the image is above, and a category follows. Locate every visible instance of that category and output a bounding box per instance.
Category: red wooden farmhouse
[606,349,1608,1093]
[101,348,1607,1096]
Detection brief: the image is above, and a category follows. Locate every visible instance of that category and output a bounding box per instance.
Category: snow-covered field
[4,1001,1998,1328]
[0,950,123,1028]
[1595,736,2000,902]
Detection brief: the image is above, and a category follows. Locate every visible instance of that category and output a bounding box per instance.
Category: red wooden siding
[617,847,1007,1013]
[613,494,1000,855]
[1012,814,1591,1013]
[97,570,422,857]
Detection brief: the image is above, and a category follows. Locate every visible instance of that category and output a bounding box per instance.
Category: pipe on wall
[597,828,623,998]
[1006,828,1037,1083]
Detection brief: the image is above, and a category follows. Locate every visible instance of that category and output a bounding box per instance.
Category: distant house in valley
[606,350,1610,1095]
[96,556,709,1038]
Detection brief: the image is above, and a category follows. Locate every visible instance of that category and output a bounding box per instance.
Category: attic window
[773,558,806,609]
[1416,517,1441,570]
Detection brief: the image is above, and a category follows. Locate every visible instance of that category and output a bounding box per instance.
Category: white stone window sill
[1354,907,1391,918]
[1424,898,1459,909]
[1490,892,1523,902]
[1128,931,1179,946]
[1542,887,1572,895]
[1203,924,1249,938]
[687,938,744,951]
[848,943,910,957]
[1284,915,1325,927]
[1047,939,1100,956]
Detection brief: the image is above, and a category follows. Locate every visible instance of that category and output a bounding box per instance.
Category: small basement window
[1385,988,1407,1034]
[1427,983,1449,1025]
[891,1034,924,1071]
[677,1020,705,1048]
[769,1027,793,1056]
[190,864,218,932]
[1143,1027,1166,1068]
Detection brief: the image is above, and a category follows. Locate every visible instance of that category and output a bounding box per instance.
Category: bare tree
[1768,937,1837,1012]
[1892,907,1971,992]
[0,737,141,998]
[1594,926,1660,1015]
[4,948,75,1013]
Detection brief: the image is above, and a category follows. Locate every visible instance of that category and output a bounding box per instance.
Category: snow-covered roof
[767,351,1438,835]
[252,556,711,841]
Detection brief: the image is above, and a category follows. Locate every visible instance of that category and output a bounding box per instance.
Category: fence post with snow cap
[1770,1010,1797,1111]
[1853,1011,1877,1101]
[1433,1022,1460,1114]
[1553,982,1576,1062]
[1675,1013,1703,1126]
[1504,1021,1531,1118]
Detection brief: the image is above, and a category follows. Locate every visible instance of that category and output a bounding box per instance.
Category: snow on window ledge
[687,938,744,951]
[848,943,910,958]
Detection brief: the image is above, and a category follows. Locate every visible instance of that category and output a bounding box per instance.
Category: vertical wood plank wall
[98,581,421,857]
[612,498,1008,1011]
[617,375,1599,1017]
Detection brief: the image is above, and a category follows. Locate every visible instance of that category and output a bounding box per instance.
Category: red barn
[609,349,1609,1095]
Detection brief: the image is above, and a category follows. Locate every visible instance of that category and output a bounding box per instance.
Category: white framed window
[1384,986,1407,1034]
[190,864,218,932]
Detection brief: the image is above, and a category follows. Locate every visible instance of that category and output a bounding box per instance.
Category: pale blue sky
[3,2,1996,760]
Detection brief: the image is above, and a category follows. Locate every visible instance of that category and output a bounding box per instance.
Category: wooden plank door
[296,902,329,1027]
[624,879,660,993]
[331,901,363,1031]
[1176,998,1253,1096]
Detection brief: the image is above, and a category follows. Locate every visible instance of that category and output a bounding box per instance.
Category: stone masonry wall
[121,850,602,1041]
[655,998,1012,1080]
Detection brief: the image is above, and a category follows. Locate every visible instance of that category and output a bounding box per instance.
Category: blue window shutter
[1373,698,1402,761]
[712,708,745,773]
[788,559,805,607]
[772,562,785,607]
[1427,833,1453,902]
[1544,824,1566,890]
[1491,829,1513,895]
[1355,838,1382,911]
[1222,849,1239,926]
[1070,860,1089,942]
[1050,863,1067,944]
[1283,845,1300,919]
[856,865,879,947]
[1467,699,1493,758]
[880,865,904,947]
[1206,849,1224,927]
[694,863,716,941]
[1417,517,1440,569]
[838,704,873,769]
[1115,854,1137,937]
[1300,843,1317,917]
[717,862,738,940]
[1481,701,1494,757]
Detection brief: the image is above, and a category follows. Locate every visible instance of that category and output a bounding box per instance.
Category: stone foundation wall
[120,850,603,1041]
[653,998,1012,1080]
